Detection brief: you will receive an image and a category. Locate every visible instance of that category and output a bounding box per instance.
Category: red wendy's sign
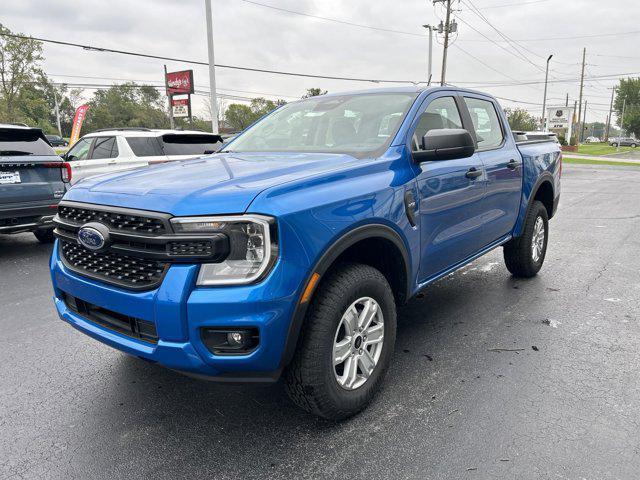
[166,70,194,94]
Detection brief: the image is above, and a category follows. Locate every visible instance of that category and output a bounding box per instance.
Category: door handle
[465,167,482,180]
[507,159,518,170]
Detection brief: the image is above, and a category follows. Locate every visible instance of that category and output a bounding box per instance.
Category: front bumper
[50,240,308,381]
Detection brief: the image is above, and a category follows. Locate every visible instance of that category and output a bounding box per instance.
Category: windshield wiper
[0,150,33,156]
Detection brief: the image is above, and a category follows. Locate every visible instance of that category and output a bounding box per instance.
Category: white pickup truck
[62,128,223,184]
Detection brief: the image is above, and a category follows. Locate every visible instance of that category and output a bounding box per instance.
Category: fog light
[227,331,244,346]
[201,327,259,355]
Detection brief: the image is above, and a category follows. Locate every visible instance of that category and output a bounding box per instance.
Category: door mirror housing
[413,128,475,162]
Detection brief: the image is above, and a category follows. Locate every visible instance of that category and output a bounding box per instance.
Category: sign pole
[205,0,220,134]
[164,65,175,129]
[188,94,193,128]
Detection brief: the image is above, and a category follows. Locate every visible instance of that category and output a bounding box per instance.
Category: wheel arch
[280,223,412,367]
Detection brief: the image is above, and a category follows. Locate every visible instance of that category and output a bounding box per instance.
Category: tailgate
[0,156,67,203]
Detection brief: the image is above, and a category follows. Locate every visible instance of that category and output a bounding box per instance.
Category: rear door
[410,93,487,283]
[461,95,523,246]
[0,127,65,204]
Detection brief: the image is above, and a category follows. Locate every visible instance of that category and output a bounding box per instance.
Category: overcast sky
[3,0,639,124]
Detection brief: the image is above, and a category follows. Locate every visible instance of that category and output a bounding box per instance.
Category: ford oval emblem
[78,225,106,251]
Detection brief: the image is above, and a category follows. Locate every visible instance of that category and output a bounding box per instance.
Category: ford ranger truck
[50,87,561,420]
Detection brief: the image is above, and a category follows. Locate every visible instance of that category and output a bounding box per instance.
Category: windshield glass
[227,93,417,157]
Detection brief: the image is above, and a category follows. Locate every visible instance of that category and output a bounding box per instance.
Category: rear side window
[463,97,504,149]
[126,137,163,157]
[160,134,222,156]
[66,137,91,161]
[0,128,56,156]
[413,96,463,151]
[90,137,118,159]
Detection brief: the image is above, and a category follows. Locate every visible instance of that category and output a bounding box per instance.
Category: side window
[89,137,117,160]
[126,137,163,157]
[66,137,92,161]
[463,97,504,149]
[413,96,462,151]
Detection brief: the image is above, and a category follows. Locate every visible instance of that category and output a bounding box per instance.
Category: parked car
[62,128,223,184]
[46,134,68,147]
[585,136,601,143]
[50,87,561,420]
[0,124,70,243]
[609,137,637,147]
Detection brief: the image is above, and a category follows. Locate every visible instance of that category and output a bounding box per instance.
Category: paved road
[2,164,639,480]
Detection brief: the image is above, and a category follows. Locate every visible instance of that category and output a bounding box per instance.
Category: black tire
[612,143,618,147]
[631,143,637,148]
[503,200,549,278]
[33,229,55,244]
[285,262,397,421]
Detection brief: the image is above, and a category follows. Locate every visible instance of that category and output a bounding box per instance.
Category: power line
[479,0,550,9]
[237,0,424,37]
[0,32,423,84]
[457,29,640,43]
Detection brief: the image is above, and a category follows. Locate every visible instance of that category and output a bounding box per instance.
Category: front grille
[167,240,217,257]
[58,205,167,235]
[60,240,168,290]
[64,293,158,344]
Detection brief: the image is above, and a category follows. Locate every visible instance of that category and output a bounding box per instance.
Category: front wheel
[503,200,549,278]
[612,143,618,147]
[285,263,397,421]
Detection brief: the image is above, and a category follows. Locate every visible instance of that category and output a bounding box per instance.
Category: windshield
[227,93,417,157]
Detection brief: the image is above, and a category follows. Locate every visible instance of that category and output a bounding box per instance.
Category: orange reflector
[300,272,320,304]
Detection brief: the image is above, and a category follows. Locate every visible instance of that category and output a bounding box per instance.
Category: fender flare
[280,223,411,367]
[514,173,555,238]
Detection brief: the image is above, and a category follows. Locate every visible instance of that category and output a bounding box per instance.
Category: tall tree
[302,88,327,98]
[614,78,640,137]
[0,23,47,123]
[82,83,169,132]
[504,107,538,132]
[225,104,255,131]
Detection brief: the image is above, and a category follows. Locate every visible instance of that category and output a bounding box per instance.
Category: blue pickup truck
[50,87,560,420]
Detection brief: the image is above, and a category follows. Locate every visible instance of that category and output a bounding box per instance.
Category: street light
[541,54,553,131]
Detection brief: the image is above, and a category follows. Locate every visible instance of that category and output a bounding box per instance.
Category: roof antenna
[427,73,433,86]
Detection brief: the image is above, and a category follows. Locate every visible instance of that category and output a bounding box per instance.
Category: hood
[64,152,364,215]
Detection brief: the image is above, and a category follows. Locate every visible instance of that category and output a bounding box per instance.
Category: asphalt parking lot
[1,164,639,480]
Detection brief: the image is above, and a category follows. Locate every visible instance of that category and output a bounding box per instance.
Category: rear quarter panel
[512,141,561,237]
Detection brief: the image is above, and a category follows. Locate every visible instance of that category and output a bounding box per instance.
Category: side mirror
[413,128,475,162]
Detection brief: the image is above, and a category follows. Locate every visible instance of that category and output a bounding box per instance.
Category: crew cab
[1,125,70,242]
[62,128,223,184]
[49,87,561,420]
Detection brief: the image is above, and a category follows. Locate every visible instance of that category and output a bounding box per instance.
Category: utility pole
[581,100,587,142]
[565,93,568,107]
[618,98,626,152]
[576,47,586,144]
[164,65,175,129]
[605,87,615,141]
[205,0,220,134]
[52,88,62,137]
[434,0,453,85]
[541,54,553,131]
[423,24,434,84]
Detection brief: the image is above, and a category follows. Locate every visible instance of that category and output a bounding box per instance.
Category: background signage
[171,98,190,118]
[166,70,194,95]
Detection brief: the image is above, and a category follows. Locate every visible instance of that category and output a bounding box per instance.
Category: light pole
[541,54,553,131]
[423,24,434,85]
[205,0,220,134]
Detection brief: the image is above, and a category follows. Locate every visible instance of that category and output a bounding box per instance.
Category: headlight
[171,215,277,286]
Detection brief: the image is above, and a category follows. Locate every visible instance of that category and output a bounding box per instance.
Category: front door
[410,93,487,283]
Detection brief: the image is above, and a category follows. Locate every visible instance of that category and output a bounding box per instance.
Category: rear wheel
[631,143,637,148]
[503,200,548,278]
[285,263,397,421]
[33,229,55,244]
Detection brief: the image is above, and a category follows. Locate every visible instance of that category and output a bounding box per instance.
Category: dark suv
[0,125,71,242]
[45,134,68,147]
